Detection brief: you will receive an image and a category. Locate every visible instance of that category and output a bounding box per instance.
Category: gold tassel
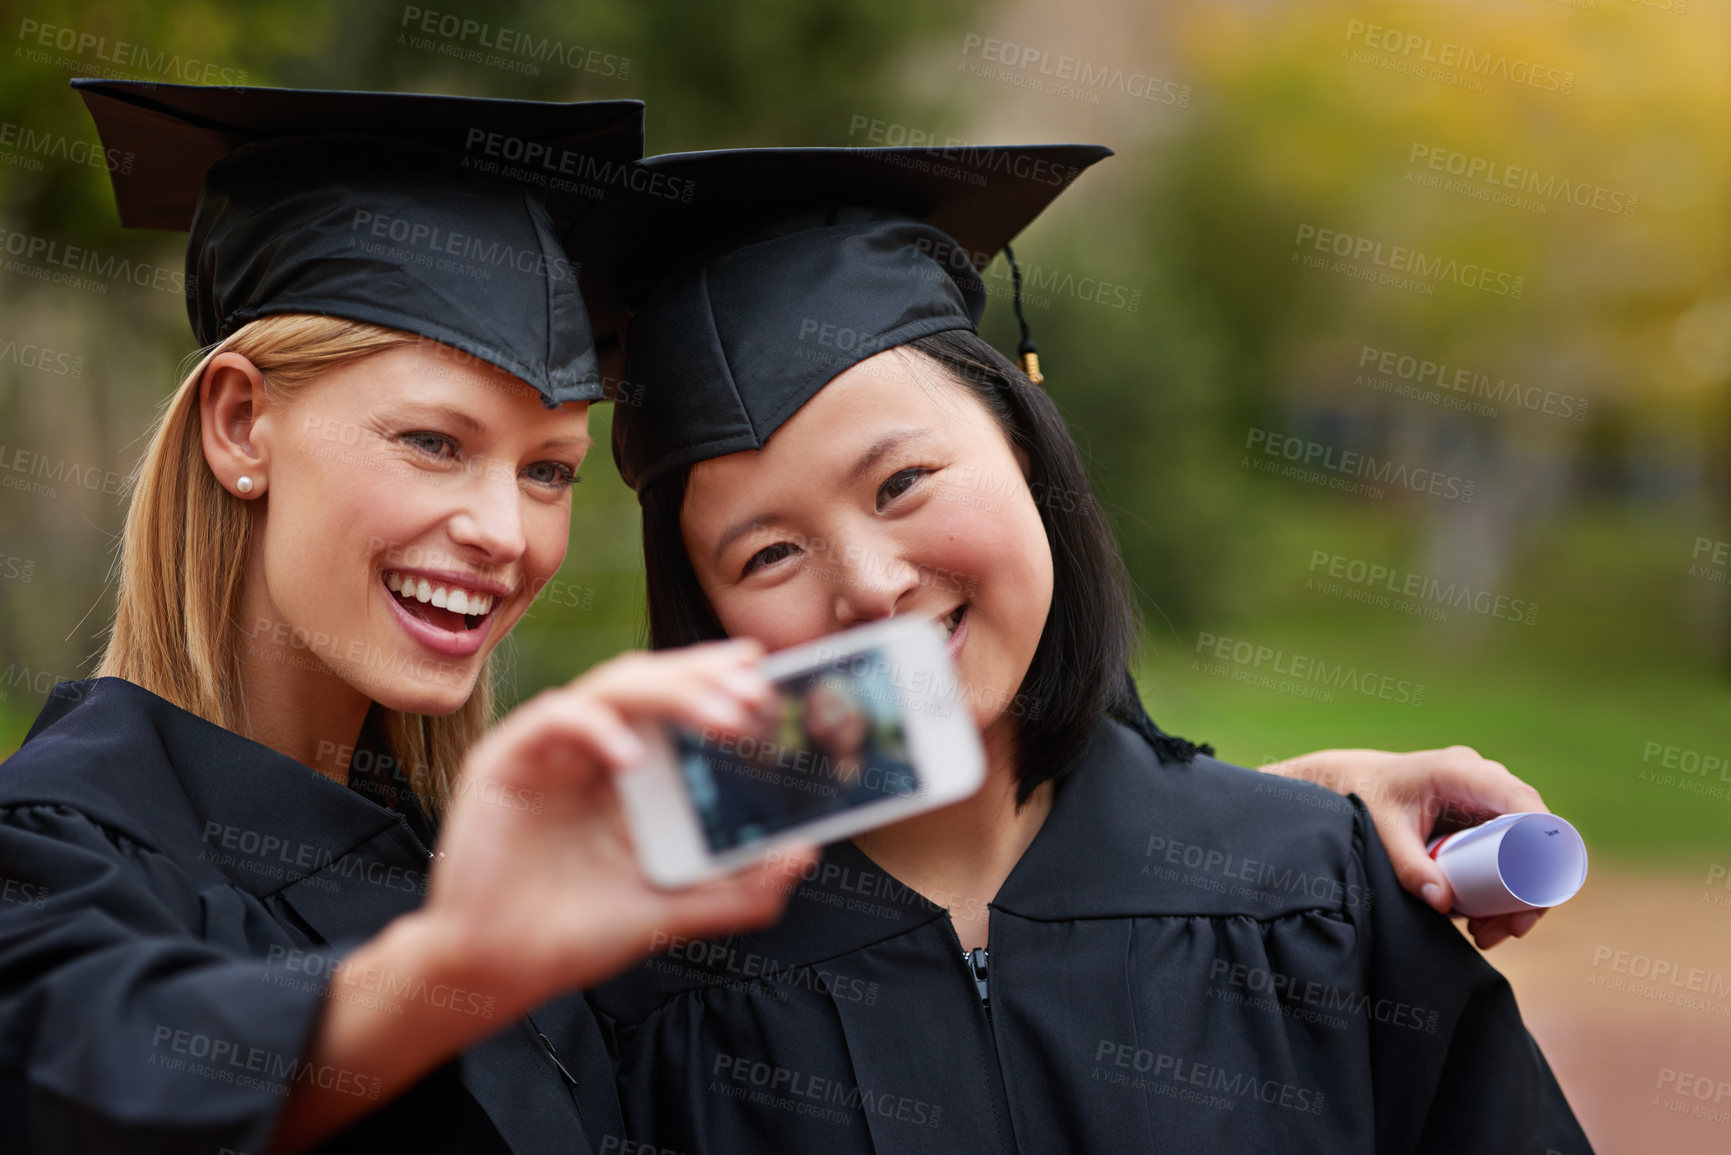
[1020,350,1043,385]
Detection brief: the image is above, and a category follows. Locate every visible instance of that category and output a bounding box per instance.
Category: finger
[572,650,774,737]
[1424,750,1548,824]
[495,689,637,763]
[1472,920,1513,950]
[569,640,765,703]
[1509,909,1545,937]
[1385,828,1456,914]
[653,640,776,706]
[484,690,647,788]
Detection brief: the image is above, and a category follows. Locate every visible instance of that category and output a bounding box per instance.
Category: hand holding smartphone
[616,618,986,886]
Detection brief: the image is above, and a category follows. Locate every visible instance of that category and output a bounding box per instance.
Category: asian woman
[587,144,1594,1153]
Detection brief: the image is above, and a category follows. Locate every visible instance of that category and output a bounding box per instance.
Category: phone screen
[673,645,924,853]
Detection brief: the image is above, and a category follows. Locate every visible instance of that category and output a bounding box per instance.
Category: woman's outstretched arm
[272,640,816,1153]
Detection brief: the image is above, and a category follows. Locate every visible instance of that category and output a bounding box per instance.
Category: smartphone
[617,618,987,887]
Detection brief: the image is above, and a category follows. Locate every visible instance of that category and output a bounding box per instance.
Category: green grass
[1138,639,1731,869]
[1133,500,1731,869]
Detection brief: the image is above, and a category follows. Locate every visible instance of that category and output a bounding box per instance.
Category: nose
[447,455,528,568]
[831,536,920,628]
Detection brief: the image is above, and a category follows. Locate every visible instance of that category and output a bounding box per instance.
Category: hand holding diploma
[1427,813,1588,919]
[1262,744,1569,948]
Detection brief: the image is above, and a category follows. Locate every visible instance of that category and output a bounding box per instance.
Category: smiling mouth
[383,569,496,633]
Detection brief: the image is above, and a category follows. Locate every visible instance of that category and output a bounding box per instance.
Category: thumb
[1388,833,1455,914]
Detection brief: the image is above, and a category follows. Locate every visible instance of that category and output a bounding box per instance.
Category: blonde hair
[97,313,491,815]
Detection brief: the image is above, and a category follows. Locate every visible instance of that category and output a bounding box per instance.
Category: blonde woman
[0,83,811,1155]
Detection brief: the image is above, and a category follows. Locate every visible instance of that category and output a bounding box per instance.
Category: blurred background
[1,0,1726,1149]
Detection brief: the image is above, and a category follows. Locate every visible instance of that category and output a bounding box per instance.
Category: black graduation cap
[73,79,645,407]
[610,143,1112,493]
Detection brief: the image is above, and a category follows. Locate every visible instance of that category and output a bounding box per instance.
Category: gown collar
[725,713,1355,975]
[18,678,435,920]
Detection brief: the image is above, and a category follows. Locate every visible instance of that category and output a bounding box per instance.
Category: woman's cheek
[720,587,827,652]
[917,499,1012,595]
[524,503,571,582]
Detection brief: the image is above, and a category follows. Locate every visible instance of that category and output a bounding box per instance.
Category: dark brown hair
[639,328,1209,801]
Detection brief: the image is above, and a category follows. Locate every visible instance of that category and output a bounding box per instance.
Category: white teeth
[384,570,494,617]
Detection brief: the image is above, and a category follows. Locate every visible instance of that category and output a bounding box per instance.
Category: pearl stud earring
[237,475,254,494]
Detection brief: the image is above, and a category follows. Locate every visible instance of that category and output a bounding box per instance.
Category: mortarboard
[610,144,1111,492]
[73,79,644,407]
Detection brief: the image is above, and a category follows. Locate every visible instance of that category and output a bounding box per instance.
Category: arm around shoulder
[1347,798,1594,1154]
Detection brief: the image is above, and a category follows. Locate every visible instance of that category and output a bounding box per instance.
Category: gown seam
[605,914,947,1024]
[0,801,165,858]
[988,905,1355,926]
[0,798,404,903]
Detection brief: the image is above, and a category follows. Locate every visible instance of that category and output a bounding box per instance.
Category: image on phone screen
[674,646,922,852]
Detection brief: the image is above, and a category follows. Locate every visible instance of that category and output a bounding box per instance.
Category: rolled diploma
[1425,812,1588,918]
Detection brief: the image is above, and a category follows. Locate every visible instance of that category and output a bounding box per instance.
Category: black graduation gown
[590,715,1595,1154]
[0,677,623,1155]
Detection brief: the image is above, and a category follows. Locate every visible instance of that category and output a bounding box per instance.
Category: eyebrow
[712,514,780,568]
[395,403,594,453]
[709,427,934,568]
[847,428,931,484]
